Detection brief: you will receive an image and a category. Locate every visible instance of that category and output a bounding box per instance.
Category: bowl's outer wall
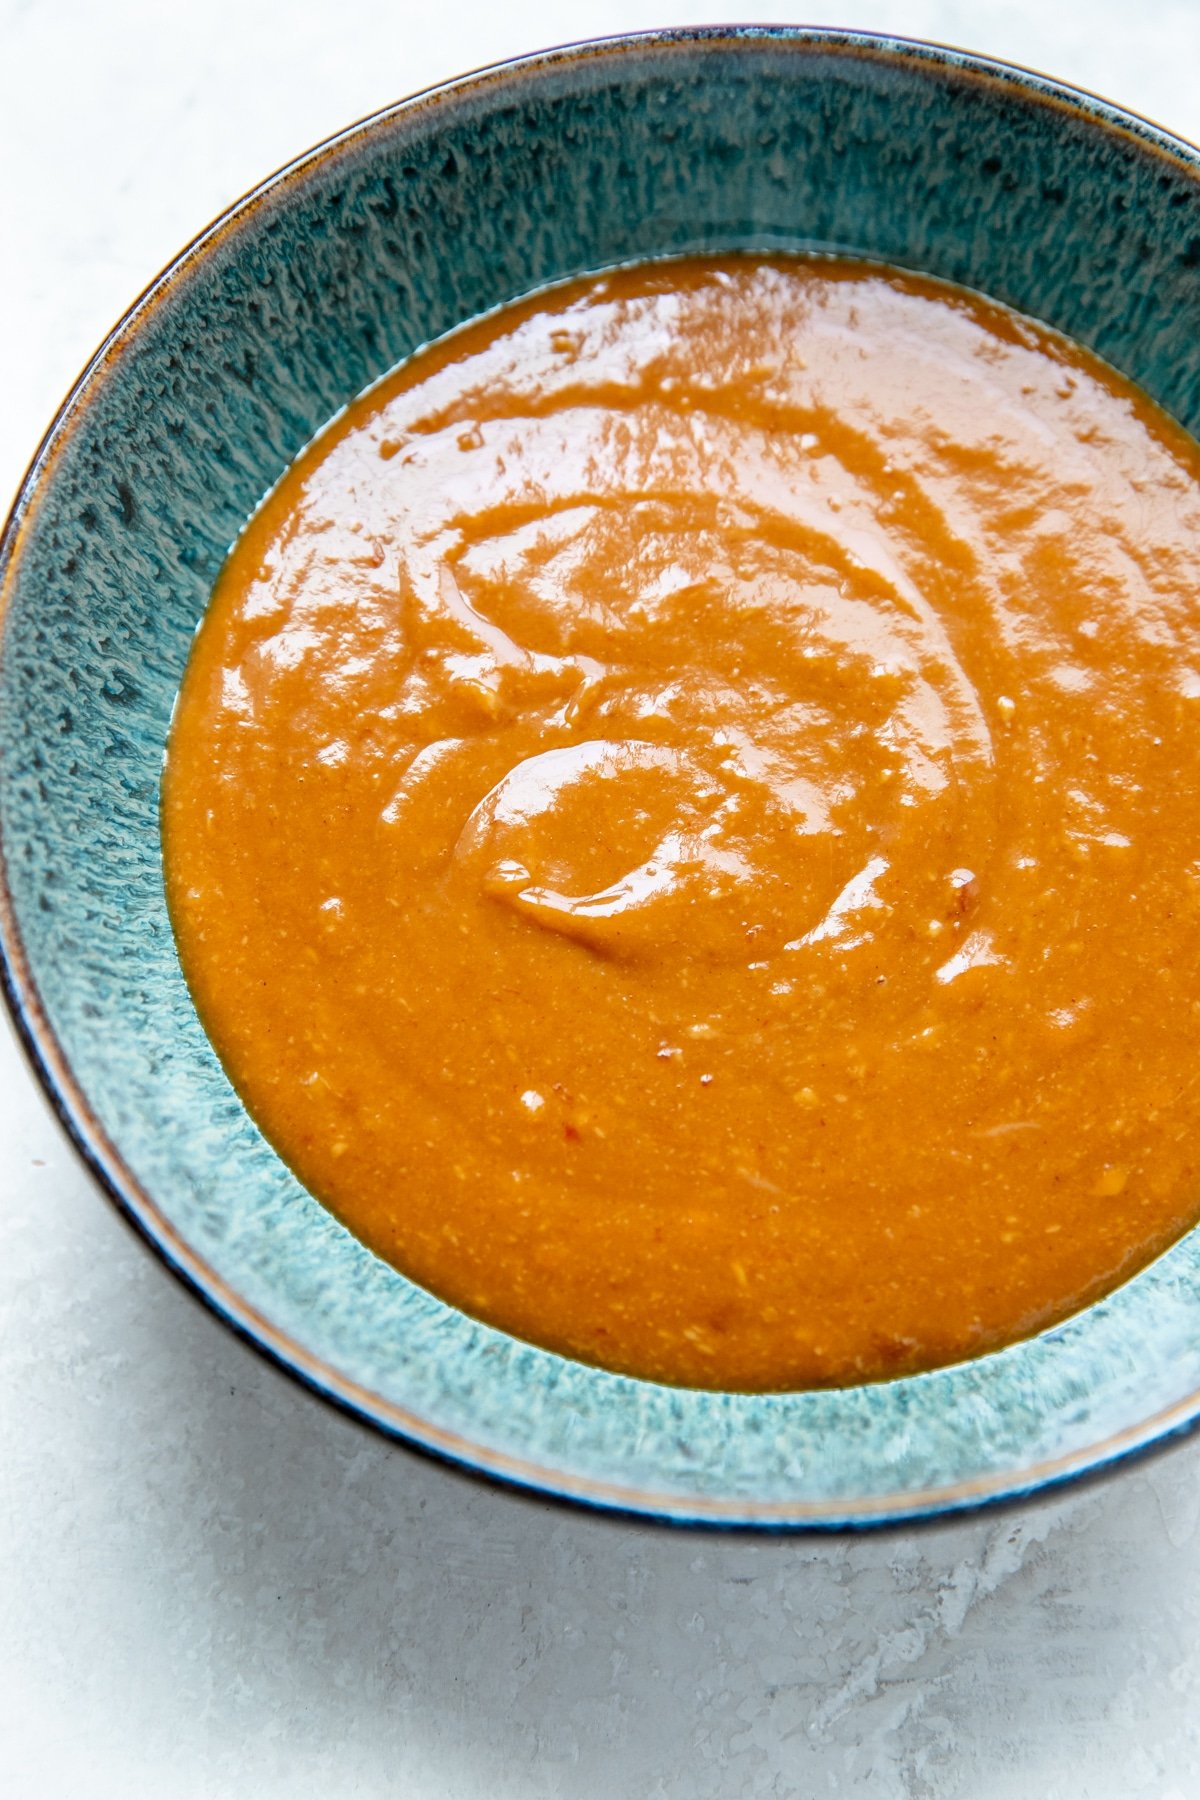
[6,30,1200,1525]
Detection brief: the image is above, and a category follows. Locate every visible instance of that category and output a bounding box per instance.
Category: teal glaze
[5,28,1200,1527]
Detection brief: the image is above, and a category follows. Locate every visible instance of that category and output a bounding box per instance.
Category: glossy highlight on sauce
[164,256,1200,1390]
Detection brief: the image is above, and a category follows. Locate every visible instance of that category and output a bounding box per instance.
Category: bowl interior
[6,29,1200,1525]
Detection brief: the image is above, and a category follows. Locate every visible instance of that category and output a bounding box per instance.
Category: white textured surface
[5,3,1200,1793]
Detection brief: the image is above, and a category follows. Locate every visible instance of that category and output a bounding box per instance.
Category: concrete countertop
[4,4,1200,1794]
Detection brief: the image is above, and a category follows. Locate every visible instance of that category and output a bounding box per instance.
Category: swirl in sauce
[164,258,1200,1388]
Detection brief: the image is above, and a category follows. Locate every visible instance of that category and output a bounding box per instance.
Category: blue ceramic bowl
[6,27,1200,1528]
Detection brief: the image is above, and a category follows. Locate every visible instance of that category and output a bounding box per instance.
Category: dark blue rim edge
[3,24,1200,1531]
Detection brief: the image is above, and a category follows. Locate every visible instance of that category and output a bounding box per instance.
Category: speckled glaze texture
[5,28,1200,1527]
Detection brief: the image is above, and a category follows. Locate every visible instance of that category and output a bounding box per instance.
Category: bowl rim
[6,22,1200,1531]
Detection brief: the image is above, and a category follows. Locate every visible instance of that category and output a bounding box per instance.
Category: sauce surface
[164,257,1200,1389]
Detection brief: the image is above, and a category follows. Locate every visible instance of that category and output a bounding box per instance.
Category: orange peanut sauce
[163,256,1200,1390]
